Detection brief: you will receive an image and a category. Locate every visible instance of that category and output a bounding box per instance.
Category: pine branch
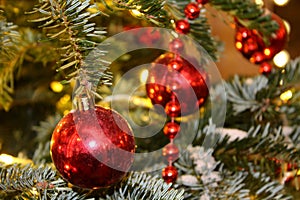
[166,0,218,60]
[0,11,21,111]
[27,0,111,90]
[32,113,61,164]
[103,172,184,200]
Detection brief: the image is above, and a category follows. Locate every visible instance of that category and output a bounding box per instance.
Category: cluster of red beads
[234,12,287,75]
[175,0,209,34]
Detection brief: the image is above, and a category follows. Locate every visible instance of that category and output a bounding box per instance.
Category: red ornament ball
[146,53,209,116]
[162,143,179,162]
[184,3,200,20]
[162,166,178,183]
[50,106,135,189]
[235,13,287,64]
[165,100,181,117]
[196,0,209,5]
[259,62,273,75]
[163,121,180,139]
[175,20,190,34]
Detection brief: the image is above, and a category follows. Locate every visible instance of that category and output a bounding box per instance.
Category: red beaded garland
[259,62,273,75]
[168,59,183,71]
[165,100,181,117]
[169,38,184,53]
[50,106,135,189]
[162,166,178,183]
[163,121,180,139]
[163,143,179,162]
[175,20,190,34]
[184,3,200,20]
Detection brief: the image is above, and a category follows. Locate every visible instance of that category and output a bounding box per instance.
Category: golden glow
[50,81,63,93]
[264,48,271,56]
[63,110,70,116]
[280,90,293,102]
[140,69,149,84]
[130,9,143,18]
[283,20,291,35]
[235,42,242,50]
[273,50,290,68]
[274,0,289,6]
[0,154,32,165]
[255,0,264,6]
[0,154,14,164]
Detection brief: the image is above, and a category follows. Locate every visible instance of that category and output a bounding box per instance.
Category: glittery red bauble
[235,13,287,64]
[162,166,178,183]
[175,20,190,34]
[259,62,273,75]
[146,53,209,116]
[184,3,200,20]
[50,106,135,189]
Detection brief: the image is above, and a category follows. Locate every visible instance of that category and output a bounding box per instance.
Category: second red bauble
[235,13,287,64]
[50,106,135,189]
[146,53,209,116]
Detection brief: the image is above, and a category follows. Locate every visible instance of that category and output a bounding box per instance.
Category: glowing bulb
[274,0,289,6]
[50,81,63,93]
[255,0,264,6]
[0,154,14,164]
[273,50,290,68]
[280,90,293,102]
[140,69,149,84]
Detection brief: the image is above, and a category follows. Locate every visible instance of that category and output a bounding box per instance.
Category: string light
[273,50,290,68]
[50,81,64,93]
[274,0,289,6]
[280,89,293,102]
[255,0,264,6]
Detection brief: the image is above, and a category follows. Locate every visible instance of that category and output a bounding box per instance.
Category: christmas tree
[1,0,300,199]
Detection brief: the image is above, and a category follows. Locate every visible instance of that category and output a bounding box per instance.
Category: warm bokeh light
[130,9,143,18]
[140,69,149,84]
[273,50,290,68]
[280,89,293,102]
[0,154,14,164]
[274,0,290,6]
[50,81,64,93]
[283,20,291,34]
[255,0,264,6]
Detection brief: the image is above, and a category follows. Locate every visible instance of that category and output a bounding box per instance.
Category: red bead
[162,143,179,162]
[175,20,190,34]
[50,106,135,189]
[184,3,200,20]
[196,0,209,5]
[146,53,209,116]
[169,38,184,53]
[165,100,181,117]
[168,59,183,71]
[163,122,180,139]
[162,166,178,183]
[259,62,272,75]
